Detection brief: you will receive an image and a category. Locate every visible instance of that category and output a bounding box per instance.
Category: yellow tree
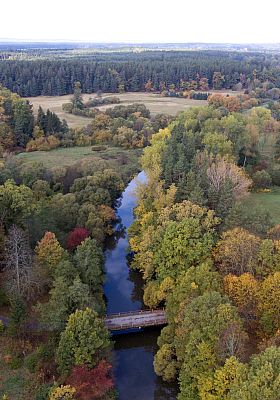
[258,272,280,336]
[198,356,247,400]
[35,231,65,274]
[214,228,261,276]
[224,273,259,322]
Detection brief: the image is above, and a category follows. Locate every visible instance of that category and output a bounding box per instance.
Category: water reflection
[104,171,146,313]
[104,172,178,400]
[114,329,178,400]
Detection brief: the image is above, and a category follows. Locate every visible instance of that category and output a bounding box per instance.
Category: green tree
[199,356,247,400]
[177,291,244,400]
[7,296,27,337]
[71,82,84,110]
[37,276,95,331]
[228,347,280,400]
[73,238,104,294]
[0,179,34,228]
[12,99,34,146]
[56,308,110,375]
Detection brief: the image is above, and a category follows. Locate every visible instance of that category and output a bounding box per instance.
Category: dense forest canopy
[129,102,280,399]
[1,50,280,96]
[2,42,280,398]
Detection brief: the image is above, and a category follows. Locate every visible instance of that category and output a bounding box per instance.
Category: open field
[247,187,280,225]
[16,145,141,170]
[27,90,241,128]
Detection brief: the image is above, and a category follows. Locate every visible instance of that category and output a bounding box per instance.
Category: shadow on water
[104,172,178,399]
[113,328,178,400]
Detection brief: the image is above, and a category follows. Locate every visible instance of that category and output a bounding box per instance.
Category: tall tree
[4,225,37,300]
[71,82,84,110]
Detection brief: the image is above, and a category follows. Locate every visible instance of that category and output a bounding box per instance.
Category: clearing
[16,145,141,171]
[27,91,239,128]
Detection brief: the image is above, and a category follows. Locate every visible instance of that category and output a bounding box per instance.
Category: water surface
[104,171,178,400]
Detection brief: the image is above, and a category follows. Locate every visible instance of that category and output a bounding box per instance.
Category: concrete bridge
[104,308,166,331]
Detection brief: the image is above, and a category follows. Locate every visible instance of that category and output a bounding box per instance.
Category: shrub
[26,136,61,152]
[62,103,73,113]
[91,145,107,151]
[49,385,76,400]
[252,170,272,189]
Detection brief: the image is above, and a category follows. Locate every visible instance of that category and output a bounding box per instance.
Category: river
[104,171,178,400]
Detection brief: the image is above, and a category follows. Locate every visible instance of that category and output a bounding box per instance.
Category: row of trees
[1,50,280,96]
[129,104,280,399]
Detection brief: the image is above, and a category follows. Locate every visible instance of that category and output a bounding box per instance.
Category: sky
[1,0,280,43]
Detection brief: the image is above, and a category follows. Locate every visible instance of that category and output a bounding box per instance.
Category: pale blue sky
[1,0,280,43]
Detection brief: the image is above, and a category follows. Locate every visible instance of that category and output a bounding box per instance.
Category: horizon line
[0,39,280,45]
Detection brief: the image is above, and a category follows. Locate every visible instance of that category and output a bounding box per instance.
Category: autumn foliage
[66,227,90,250]
[214,228,261,276]
[49,385,76,400]
[35,231,65,271]
[66,361,114,400]
[224,273,259,321]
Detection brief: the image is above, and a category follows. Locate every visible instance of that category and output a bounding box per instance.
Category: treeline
[0,85,69,153]
[1,85,170,153]
[1,50,280,96]
[129,105,280,399]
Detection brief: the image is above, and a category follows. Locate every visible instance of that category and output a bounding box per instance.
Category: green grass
[16,145,141,169]
[0,373,29,399]
[247,187,280,224]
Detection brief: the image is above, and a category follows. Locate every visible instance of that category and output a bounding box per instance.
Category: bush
[252,170,272,189]
[26,136,61,152]
[62,103,73,113]
[91,145,107,152]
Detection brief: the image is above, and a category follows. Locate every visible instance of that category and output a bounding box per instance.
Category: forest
[0,85,146,399]
[1,50,280,96]
[129,101,280,399]
[1,43,280,399]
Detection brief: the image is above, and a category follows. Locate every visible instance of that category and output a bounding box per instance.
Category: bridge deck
[104,309,166,331]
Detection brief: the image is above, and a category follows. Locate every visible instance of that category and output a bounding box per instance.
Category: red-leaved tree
[66,227,90,250]
[66,361,114,399]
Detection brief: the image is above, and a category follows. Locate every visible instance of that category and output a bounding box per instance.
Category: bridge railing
[105,317,167,330]
[105,308,165,318]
